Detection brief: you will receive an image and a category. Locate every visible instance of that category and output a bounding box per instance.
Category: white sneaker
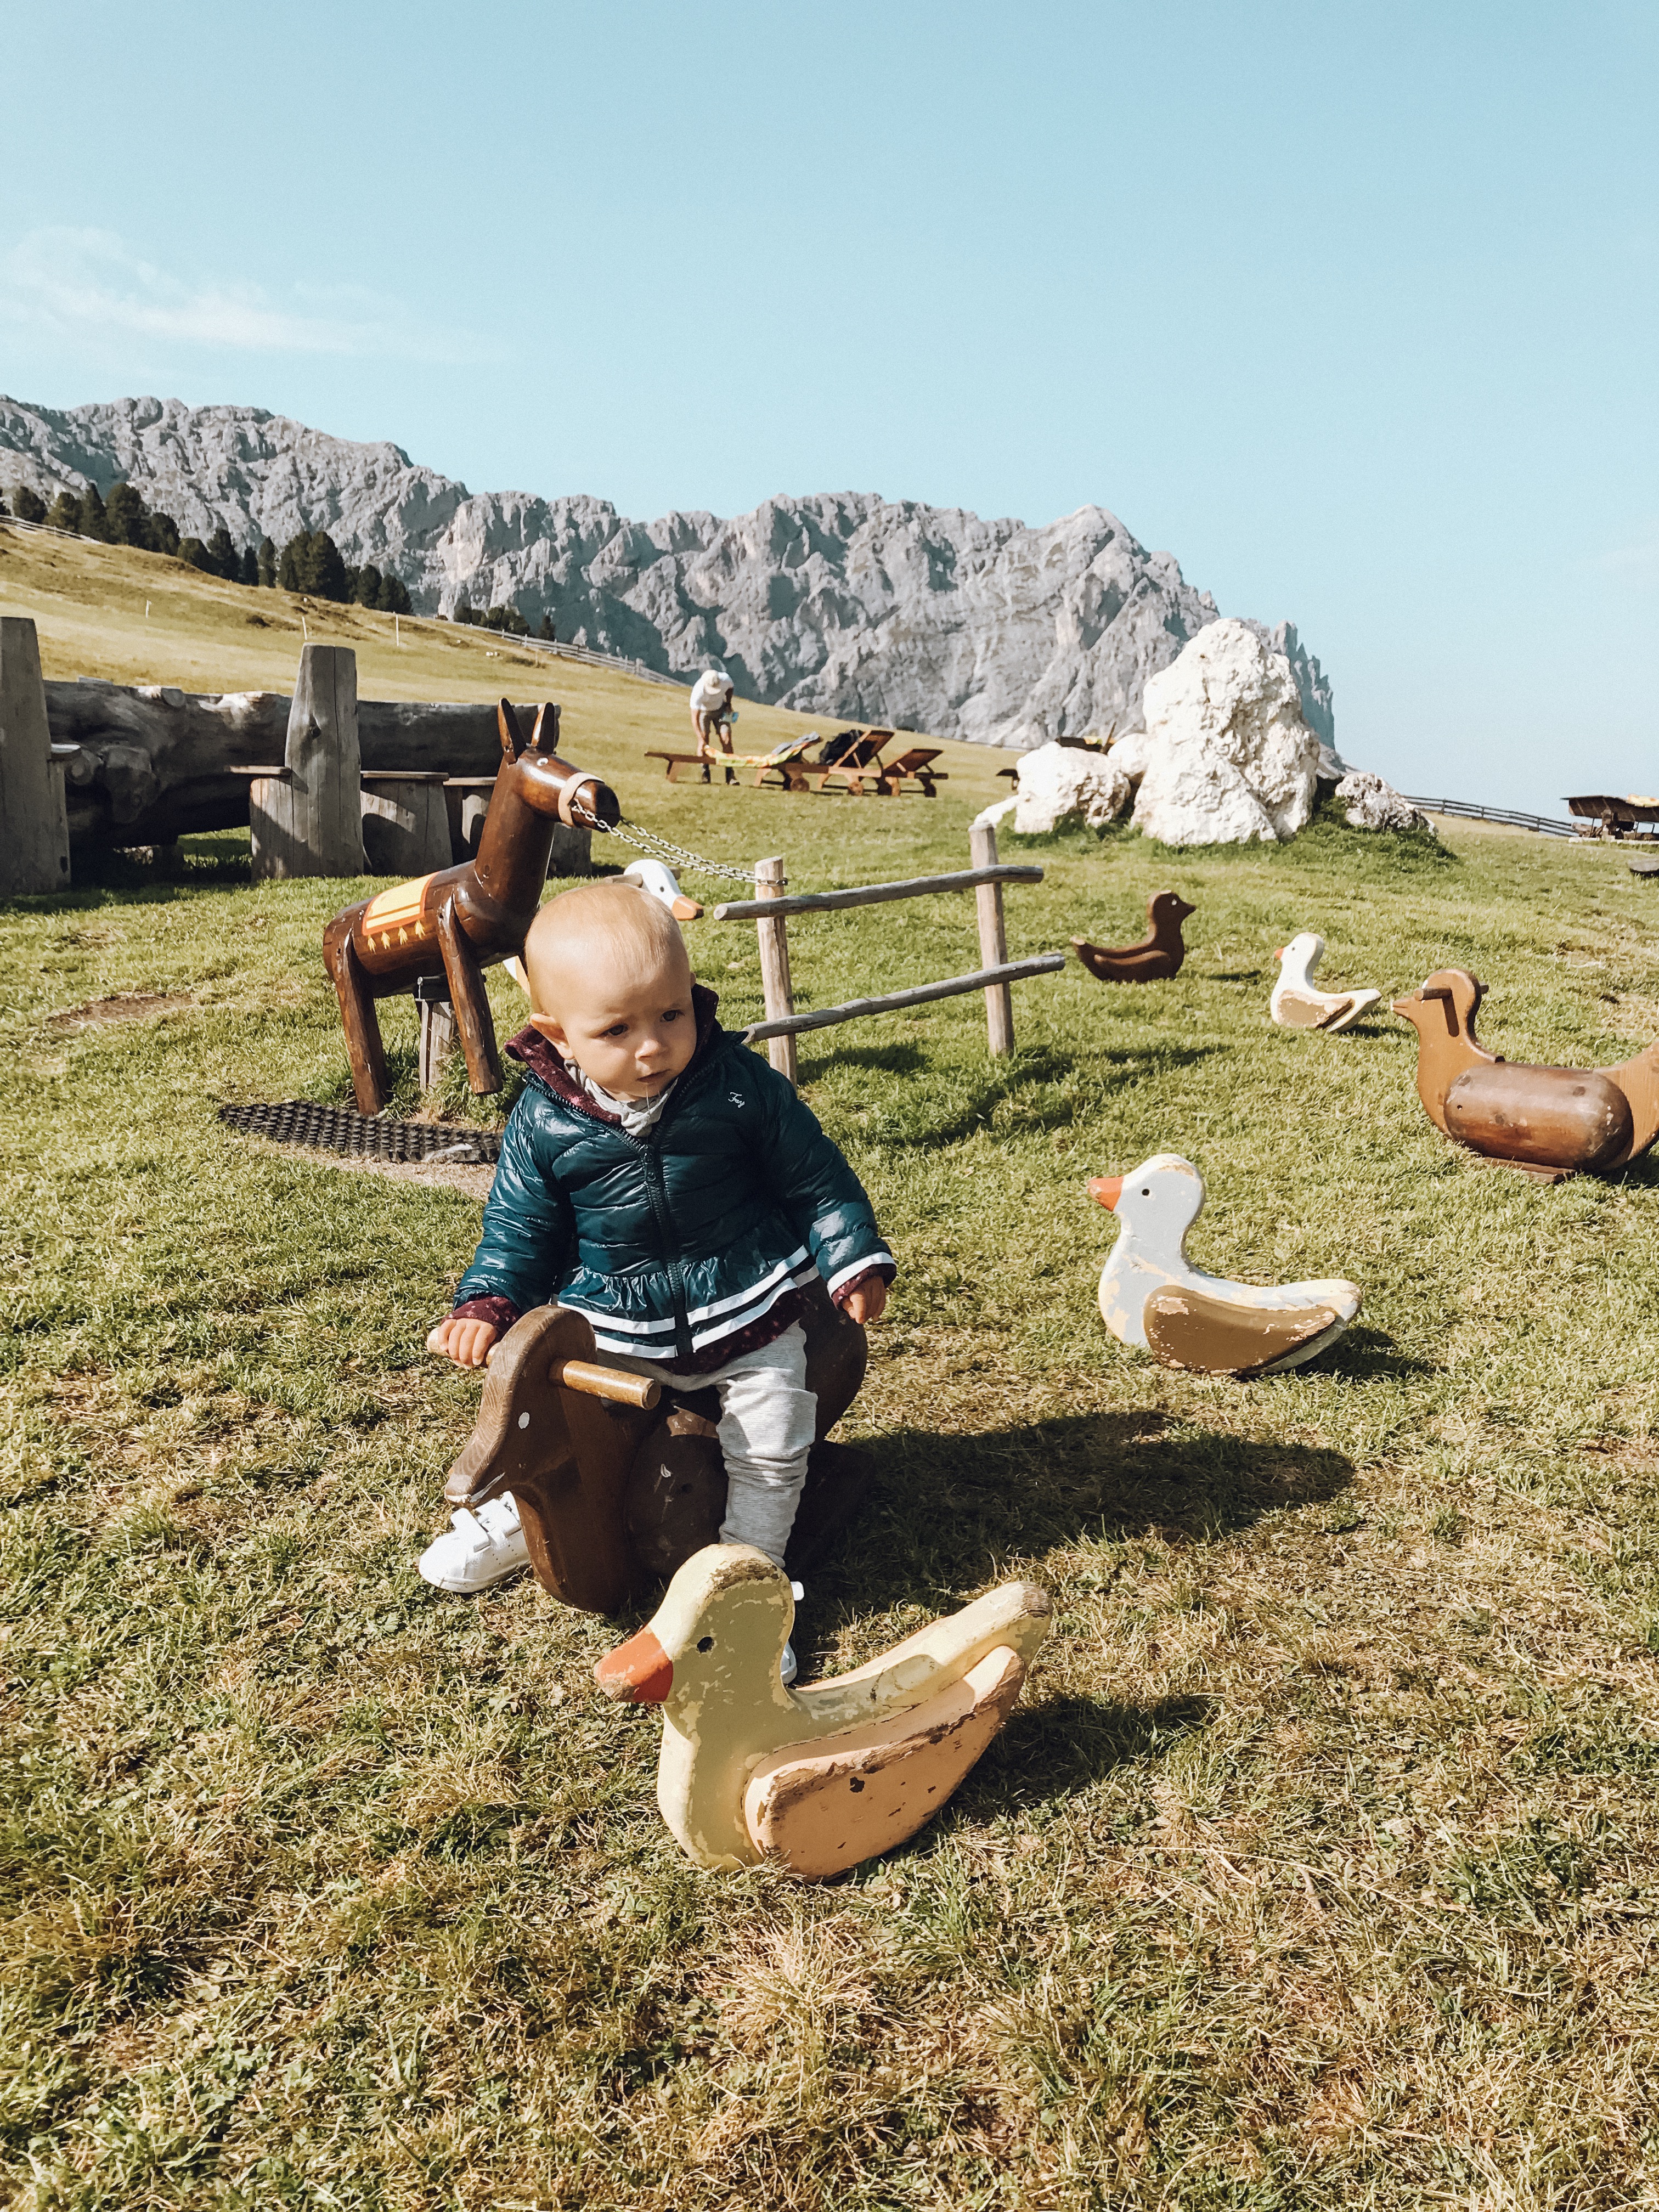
[417,1493,529,1594]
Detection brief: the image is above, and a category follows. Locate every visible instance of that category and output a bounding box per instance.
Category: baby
[424,880,892,1662]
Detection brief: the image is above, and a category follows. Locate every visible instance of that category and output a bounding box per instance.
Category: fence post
[970,821,1013,1054]
[250,644,365,880]
[0,616,71,897]
[755,854,798,1086]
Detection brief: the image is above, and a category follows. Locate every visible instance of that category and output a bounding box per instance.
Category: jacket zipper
[633,1133,693,1362]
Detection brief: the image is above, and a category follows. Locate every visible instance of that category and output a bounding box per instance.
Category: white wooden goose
[1271,932,1380,1033]
[622,858,703,920]
[595,1545,1051,1879]
[1088,1153,1362,1376]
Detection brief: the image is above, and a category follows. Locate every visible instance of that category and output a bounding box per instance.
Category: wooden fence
[712,823,1064,1085]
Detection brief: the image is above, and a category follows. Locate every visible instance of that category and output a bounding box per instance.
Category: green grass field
[3,540,1658,2208]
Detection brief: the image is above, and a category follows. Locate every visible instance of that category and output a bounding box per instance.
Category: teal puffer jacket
[454,994,892,1363]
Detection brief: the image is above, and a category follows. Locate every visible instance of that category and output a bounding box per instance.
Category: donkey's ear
[531,702,559,753]
[498,699,527,760]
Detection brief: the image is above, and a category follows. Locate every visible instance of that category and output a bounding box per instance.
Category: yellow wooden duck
[595,1545,1052,1880]
[1090,1152,1363,1375]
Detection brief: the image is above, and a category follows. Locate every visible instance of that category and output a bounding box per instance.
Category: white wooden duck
[595,1545,1051,1879]
[1089,1153,1363,1376]
[622,858,703,921]
[1271,932,1380,1033]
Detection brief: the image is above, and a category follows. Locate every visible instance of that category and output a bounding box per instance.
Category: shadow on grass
[818,1409,1354,1620]
[799,1040,928,1081]
[1319,1323,1435,1382]
[957,1691,1216,1818]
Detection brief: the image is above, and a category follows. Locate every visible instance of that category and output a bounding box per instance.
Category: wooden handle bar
[552,1358,661,1409]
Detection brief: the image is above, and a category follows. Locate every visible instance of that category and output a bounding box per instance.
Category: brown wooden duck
[1071,890,1195,984]
[1392,968,1659,1180]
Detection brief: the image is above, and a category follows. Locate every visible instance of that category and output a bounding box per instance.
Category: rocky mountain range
[0,393,1333,748]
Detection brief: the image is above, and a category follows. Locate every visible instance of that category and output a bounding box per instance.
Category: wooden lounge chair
[747,736,821,794]
[817,730,895,796]
[876,747,946,797]
[645,750,737,785]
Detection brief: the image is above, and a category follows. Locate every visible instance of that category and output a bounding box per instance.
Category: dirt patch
[235,1134,493,1200]
[50,992,193,1028]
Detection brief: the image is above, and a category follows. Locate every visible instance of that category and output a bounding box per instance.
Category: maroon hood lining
[504,982,724,1126]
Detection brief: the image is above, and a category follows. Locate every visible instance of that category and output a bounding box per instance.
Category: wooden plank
[0,617,71,896]
[713,864,1043,923]
[755,855,798,1086]
[970,822,1013,1054]
[743,954,1065,1042]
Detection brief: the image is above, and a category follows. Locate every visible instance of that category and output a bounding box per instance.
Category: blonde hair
[522,880,690,1013]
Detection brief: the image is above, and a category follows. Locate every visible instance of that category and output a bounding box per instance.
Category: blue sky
[3,0,1654,814]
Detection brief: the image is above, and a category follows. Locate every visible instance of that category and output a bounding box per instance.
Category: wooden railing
[1404,795,1578,838]
[713,826,1063,1085]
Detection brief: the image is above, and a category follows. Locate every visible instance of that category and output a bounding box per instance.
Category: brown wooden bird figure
[1392,968,1659,1180]
[1071,890,1195,984]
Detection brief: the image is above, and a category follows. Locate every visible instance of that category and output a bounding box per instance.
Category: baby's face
[532,951,697,1100]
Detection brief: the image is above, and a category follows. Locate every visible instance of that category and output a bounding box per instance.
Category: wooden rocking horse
[323,701,620,1114]
[444,1278,875,1612]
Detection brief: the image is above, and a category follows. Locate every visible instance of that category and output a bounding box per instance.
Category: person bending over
[423,881,892,1675]
[688,668,737,780]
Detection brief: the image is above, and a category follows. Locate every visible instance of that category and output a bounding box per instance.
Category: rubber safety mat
[218,1101,500,1165]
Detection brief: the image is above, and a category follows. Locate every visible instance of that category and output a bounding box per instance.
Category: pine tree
[179,537,216,573]
[78,486,111,541]
[455,600,478,626]
[257,536,278,587]
[47,491,82,534]
[148,510,180,558]
[239,545,260,588]
[13,487,47,524]
[303,531,349,602]
[352,562,383,607]
[377,573,411,616]
[206,526,238,580]
[538,612,556,641]
[278,536,306,592]
[106,483,149,546]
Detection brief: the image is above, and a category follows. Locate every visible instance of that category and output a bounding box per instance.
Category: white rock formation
[0,393,1335,751]
[992,741,1130,834]
[1334,769,1433,834]
[1131,620,1322,847]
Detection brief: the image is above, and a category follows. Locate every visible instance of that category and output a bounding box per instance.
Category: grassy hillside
[3,542,1659,2208]
[0,526,1014,820]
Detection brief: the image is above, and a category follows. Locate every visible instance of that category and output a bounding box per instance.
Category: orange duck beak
[670,896,703,921]
[1087,1175,1124,1212]
[595,1625,673,1703]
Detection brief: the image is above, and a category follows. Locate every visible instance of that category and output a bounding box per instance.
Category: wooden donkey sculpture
[444,1285,876,1614]
[323,702,620,1114]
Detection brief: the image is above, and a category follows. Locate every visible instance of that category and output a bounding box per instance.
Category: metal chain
[572,805,763,885]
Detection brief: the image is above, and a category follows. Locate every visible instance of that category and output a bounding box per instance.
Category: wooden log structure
[249,645,366,879]
[719,831,1057,1077]
[0,616,71,897]
[44,680,550,850]
[323,701,620,1113]
[360,772,454,876]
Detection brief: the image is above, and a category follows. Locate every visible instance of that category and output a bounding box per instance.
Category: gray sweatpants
[608,1322,816,1567]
